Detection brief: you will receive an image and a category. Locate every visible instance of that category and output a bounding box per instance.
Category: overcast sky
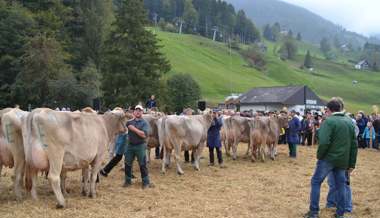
[281,0,380,36]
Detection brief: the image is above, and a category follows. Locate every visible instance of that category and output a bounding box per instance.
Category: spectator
[302,112,314,146]
[287,110,301,158]
[356,113,367,148]
[207,109,225,168]
[373,118,380,150]
[100,132,127,177]
[363,121,376,148]
[304,98,358,218]
[145,95,157,110]
[124,105,153,189]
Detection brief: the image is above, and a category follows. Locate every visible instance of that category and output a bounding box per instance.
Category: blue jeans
[326,172,352,213]
[309,160,347,216]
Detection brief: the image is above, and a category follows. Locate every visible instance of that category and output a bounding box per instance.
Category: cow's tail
[24,110,40,191]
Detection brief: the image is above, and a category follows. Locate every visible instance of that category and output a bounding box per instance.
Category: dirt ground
[0,145,379,218]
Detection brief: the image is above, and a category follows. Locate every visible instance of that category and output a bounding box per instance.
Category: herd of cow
[0,107,289,208]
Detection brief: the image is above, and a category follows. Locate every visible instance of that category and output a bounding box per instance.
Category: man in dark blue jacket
[287,110,301,158]
[207,109,225,168]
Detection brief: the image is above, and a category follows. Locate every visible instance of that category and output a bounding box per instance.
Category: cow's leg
[161,146,167,174]
[260,145,266,162]
[146,148,150,164]
[60,171,68,196]
[193,144,205,171]
[0,162,2,182]
[174,143,184,175]
[165,149,172,168]
[29,168,39,200]
[89,158,102,198]
[13,156,25,201]
[270,143,276,160]
[47,153,65,208]
[232,140,238,160]
[245,143,251,156]
[81,167,89,196]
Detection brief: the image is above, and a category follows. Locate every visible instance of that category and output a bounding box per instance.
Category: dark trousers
[103,154,123,174]
[184,150,194,163]
[209,147,223,164]
[302,131,313,146]
[358,135,366,148]
[125,145,149,185]
[288,143,297,158]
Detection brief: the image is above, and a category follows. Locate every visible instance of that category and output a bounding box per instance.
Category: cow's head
[277,114,289,129]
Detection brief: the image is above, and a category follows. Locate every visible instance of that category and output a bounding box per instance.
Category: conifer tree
[102,0,170,107]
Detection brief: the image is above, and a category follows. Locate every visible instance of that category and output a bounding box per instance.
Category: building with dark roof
[238,85,325,114]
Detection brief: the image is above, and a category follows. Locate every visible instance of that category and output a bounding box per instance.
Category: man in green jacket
[304,98,358,218]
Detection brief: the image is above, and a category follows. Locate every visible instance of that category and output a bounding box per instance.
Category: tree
[279,38,297,60]
[102,0,170,108]
[80,0,114,69]
[320,37,331,57]
[288,29,293,38]
[0,2,35,107]
[183,0,198,33]
[296,32,302,41]
[303,50,312,68]
[271,22,281,41]
[12,34,73,108]
[165,74,201,113]
[263,24,273,41]
[78,60,102,106]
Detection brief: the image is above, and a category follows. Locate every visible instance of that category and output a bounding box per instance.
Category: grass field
[156,30,380,113]
[1,145,379,218]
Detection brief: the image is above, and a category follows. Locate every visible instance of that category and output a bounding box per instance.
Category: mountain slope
[156,30,380,112]
[226,0,369,46]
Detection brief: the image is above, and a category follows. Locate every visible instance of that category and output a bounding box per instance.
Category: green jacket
[317,112,358,169]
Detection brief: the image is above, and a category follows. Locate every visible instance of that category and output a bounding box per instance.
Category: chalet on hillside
[238,85,325,114]
[355,60,370,70]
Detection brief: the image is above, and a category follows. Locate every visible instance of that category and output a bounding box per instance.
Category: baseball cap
[134,105,144,111]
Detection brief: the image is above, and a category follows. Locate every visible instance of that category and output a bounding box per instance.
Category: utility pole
[176,17,184,35]
[153,12,158,33]
[212,26,218,41]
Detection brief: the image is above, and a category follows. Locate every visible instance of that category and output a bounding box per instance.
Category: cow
[143,113,163,163]
[0,108,12,182]
[23,108,126,208]
[1,108,29,200]
[224,116,252,160]
[159,112,213,175]
[248,117,269,162]
[265,114,289,160]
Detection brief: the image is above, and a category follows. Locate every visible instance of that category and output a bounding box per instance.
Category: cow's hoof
[160,171,166,175]
[176,171,184,176]
[270,157,275,161]
[56,203,65,209]
[89,193,96,198]
[81,191,87,197]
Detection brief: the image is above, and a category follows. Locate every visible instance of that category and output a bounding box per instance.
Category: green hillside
[156,30,380,113]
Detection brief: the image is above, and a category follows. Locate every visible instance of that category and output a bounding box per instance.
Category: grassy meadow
[156,30,380,113]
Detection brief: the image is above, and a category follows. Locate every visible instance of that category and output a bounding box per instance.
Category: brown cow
[159,113,213,175]
[143,113,162,163]
[23,108,126,208]
[1,108,29,199]
[224,116,252,160]
[248,117,269,162]
[265,114,289,160]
